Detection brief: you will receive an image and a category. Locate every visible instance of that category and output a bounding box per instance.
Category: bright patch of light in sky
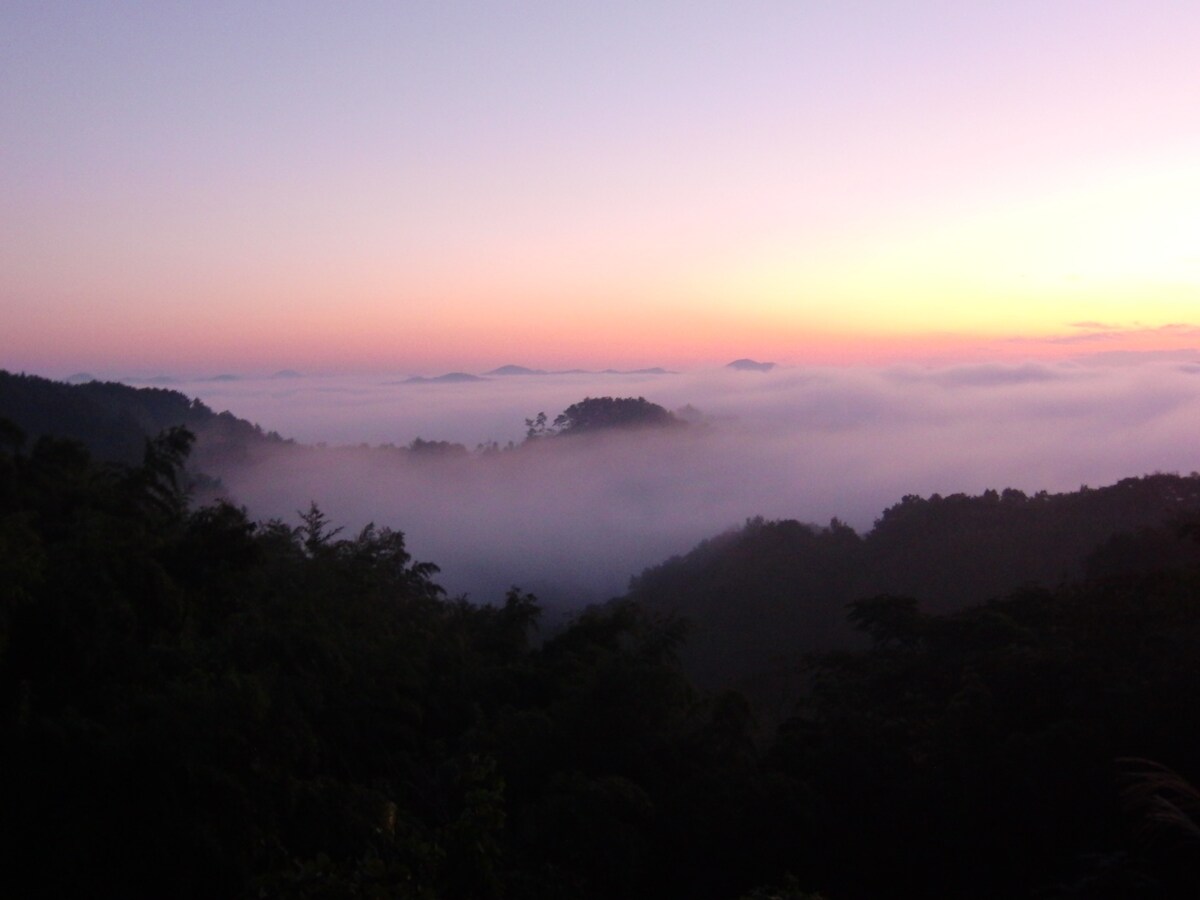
[2,2,1198,372]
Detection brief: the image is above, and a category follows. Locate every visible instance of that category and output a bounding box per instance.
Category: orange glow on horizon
[11,304,1197,379]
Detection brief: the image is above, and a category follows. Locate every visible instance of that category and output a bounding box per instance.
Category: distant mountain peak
[726,358,775,372]
[598,367,675,375]
[404,372,486,384]
[484,364,675,377]
[485,364,547,376]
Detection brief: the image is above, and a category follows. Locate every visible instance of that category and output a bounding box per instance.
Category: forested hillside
[0,423,771,899]
[4,424,1200,897]
[629,476,1200,695]
[0,370,288,470]
[4,386,1200,897]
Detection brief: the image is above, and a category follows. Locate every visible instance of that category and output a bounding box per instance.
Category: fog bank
[132,358,1200,605]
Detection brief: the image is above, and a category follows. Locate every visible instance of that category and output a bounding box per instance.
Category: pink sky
[3,2,1198,377]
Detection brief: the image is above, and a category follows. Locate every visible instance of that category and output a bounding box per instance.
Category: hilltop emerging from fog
[6,354,1200,611]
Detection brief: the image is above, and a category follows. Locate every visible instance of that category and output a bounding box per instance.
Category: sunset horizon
[6,5,1200,892]
[13,319,1200,383]
[5,3,1197,378]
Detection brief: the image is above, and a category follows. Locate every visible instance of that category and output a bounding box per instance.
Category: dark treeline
[628,477,1200,699]
[0,372,684,465]
[525,396,682,439]
[4,422,1200,897]
[0,423,776,899]
[0,370,294,496]
[0,370,294,463]
[4,377,1200,897]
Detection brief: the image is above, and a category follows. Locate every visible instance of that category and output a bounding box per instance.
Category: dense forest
[3,373,1200,897]
[628,477,1200,700]
[0,370,290,468]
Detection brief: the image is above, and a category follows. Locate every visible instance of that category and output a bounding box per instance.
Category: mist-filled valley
[6,360,1200,898]
[10,2,1200,895]
[7,362,1200,897]
[123,356,1200,606]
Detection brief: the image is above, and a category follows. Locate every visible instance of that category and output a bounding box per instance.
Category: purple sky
[4,2,1198,373]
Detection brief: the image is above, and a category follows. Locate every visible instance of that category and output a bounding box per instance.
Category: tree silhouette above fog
[525,396,680,440]
[7,386,1200,897]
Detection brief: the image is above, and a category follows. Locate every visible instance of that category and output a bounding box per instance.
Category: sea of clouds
[126,354,1200,606]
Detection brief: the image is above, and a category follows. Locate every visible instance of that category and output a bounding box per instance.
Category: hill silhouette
[402,372,487,384]
[5,373,1200,896]
[726,358,776,372]
[627,475,1200,697]
[524,396,683,439]
[0,370,288,472]
[484,364,548,376]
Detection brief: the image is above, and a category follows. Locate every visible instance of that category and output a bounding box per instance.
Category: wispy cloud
[1006,322,1200,348]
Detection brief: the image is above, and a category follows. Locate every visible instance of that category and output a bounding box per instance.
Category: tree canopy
[526,396,681,439]
[0,421,769,899]
[4,406,1200,898]
[628,477,1200,696]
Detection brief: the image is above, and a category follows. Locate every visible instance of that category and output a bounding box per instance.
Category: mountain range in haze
[726,358,776,372]
[363,360,773,382]
[110,361,766,385]
[6,367,1199,677]
[408,364,681,381]
[10,374,1200,899]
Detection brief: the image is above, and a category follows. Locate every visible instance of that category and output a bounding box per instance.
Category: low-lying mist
[143,356,1200,605]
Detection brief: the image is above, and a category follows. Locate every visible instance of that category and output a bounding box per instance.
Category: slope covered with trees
[628,477,1200,694]
[4,422,1200,897]
[770,553,1200,898]
[5,382,1200,897]
[0,422,773,899]
[525,396,682,439]
[0,370,289,471]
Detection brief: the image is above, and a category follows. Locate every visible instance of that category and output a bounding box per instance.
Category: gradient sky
[3,1,1199,375]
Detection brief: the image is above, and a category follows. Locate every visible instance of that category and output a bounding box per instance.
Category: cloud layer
[140,357,1200,606]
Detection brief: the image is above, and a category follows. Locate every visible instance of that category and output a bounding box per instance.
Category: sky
[4,1,1199,375]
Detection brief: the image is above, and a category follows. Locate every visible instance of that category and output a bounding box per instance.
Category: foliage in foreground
[629,477,1200,695]
[3,419,1200,898]
[0,422,766,899]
